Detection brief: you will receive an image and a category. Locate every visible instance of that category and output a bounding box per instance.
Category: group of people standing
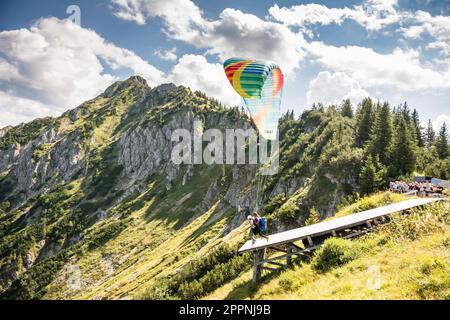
[389,180,444,197]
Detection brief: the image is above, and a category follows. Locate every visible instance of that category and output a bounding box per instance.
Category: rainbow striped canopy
[223,58,283,99]
[223,58,284,140]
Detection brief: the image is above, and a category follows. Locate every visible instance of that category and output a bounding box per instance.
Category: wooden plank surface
[239,197,443,253]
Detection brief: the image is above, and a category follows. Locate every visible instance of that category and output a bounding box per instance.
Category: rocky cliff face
[0,76,359,299]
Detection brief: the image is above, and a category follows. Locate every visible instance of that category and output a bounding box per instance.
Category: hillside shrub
[312,238,362,272]
[178,280,204,300]
[378,201,449,241]
[138,244,251,300]
[86,219,128,250]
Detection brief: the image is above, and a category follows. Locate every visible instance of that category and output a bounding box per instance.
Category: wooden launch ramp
[238,197,443,283]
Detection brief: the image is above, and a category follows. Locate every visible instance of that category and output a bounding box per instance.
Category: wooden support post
[366,220,372,228]
[332,230,337,237]
[286,247,293,265]
[252,249,265,283]
[307,236,314,247]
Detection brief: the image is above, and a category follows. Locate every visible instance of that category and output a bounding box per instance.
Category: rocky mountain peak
[102,75,149,98]
[126,75,149,86]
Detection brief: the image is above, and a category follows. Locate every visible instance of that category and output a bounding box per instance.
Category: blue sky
[0,0,449,129]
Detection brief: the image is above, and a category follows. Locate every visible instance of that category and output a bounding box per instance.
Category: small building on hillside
[413,176,450,189]
[431,178,450,189]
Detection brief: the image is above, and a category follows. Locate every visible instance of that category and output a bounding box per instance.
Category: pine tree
[401,102,411,124]
[317,103,325,112]
[355,97,374,148]
[359,155,385,195]
[436,122,449,159]
[411,109,424,147]
[340,99,353,118]
[425,119,436,148]
[305,207,320,225]
[367,102,393,164]
[392,105,400,128]
[391,118,417,176]
[327,104,338,115]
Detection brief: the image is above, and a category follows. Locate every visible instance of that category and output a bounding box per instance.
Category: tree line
[347,98,449,194]
[283,98,449,195]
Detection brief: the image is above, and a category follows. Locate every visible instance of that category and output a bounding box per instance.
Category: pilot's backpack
[259,217,267,232]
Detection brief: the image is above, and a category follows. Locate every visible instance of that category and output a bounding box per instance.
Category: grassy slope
[42,167,240,299]
[42,191,415,300]
[204,197,449,300]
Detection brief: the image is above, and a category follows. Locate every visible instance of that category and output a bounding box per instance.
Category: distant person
[248,211,268,243]
[424,182,432,196]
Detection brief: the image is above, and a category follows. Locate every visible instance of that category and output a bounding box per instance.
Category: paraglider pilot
[248,211,268,243]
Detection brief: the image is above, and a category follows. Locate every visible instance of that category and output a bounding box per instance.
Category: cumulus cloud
[268,1,450,58]
[307,42,450,91]
[169,54,240,106]
[0,17,165,127]
[306,71,370,107]
[268,0,403,32]
[400,10,450,40]
[112,1,307,75]
[268,3,353,27]
[111,0,205,40]
[400,10,450,56]
[154,47,177,61]
[0,91,59,128]
[195,9,306,75]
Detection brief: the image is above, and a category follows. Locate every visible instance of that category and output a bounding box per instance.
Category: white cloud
[307,42,450,91]
[111,0,205,40]
[400,25,425,39]
[268,4,354,27]
[306,71,369,107]
[268,0,403,32]
[268,2,450,58]
[169,54,240,106]
[112,1,307,75]
[433,114,450,132]
[400,10,450,56]
[400,10,450,40]
[110,0,146,25]
[0,17,165,126]
[154,47,177,61]
[0,91,59,127]
[427,41,450,56]
[196,9,307,75]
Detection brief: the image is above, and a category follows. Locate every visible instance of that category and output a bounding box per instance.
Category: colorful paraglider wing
[243,71,283,140]
[223,58,284,140]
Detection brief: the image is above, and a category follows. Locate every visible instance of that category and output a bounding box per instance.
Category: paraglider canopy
[223,58,284,140]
